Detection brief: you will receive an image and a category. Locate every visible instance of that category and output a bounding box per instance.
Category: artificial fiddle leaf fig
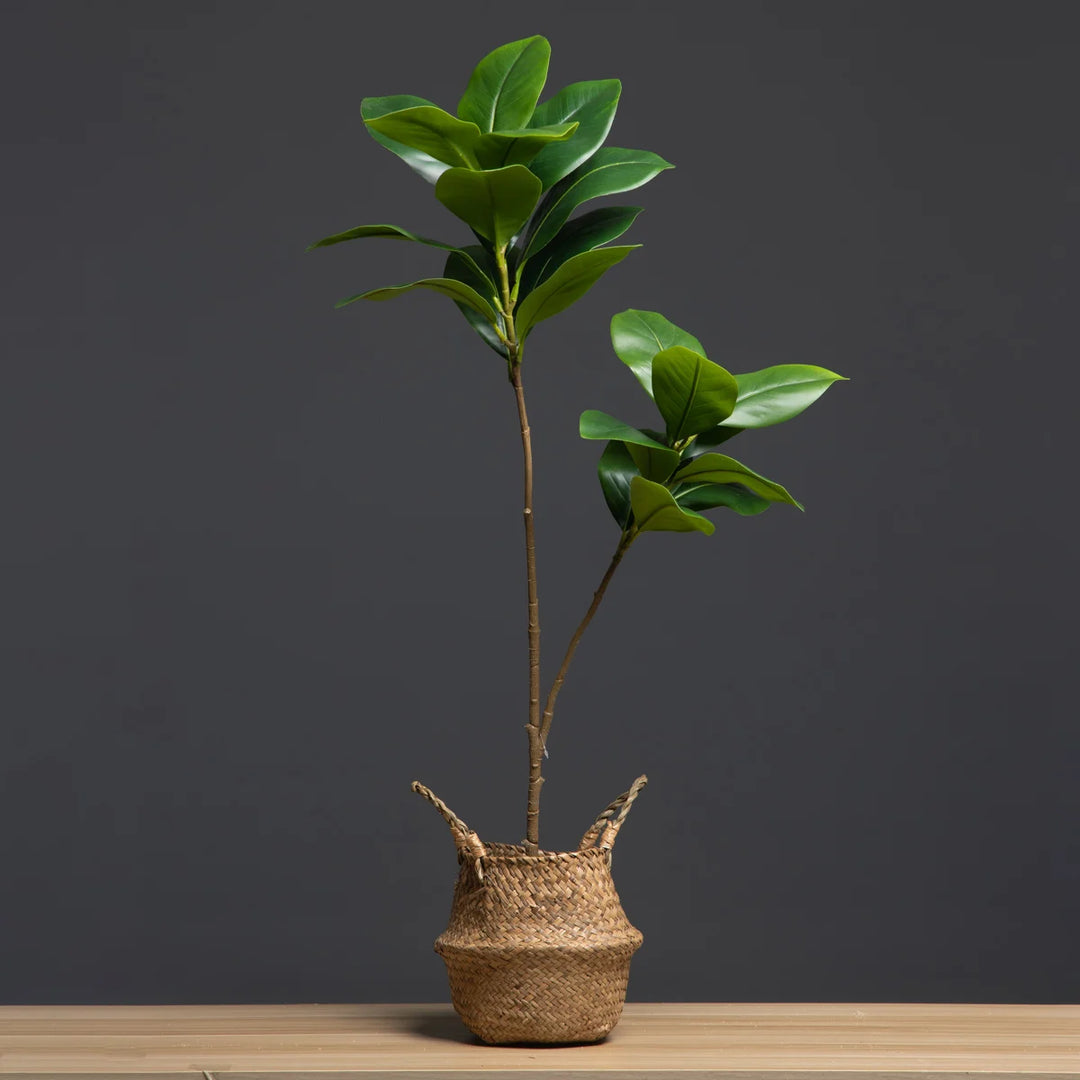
[311,41,842,861]
[337,276,499,323]
[361,95,449,184]
[521,147,674,259]
[652,347,739,443]
[364,106,483,169]
[579,410,671,450]
[672,453,802,509]
[457,35,551,133]
[610,309,705,397]
[629,476,714,536]
[435,165,542,249]
[527,79,622,189]
[722,364,847,429]
[519,206,643,296]
[473,122,579,170]
[674,482,772,516]
[597,440,637,528]
[514,246,637,339]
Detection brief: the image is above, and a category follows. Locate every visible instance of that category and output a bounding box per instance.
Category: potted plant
[310,35,844,1045]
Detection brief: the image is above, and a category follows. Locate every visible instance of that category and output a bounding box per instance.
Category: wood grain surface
[0,1002,1077,1075]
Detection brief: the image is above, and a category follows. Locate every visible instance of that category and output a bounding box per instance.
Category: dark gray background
[2,0,1077,1005]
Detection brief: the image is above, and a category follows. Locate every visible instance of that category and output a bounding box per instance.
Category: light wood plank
[0,1003,1077,1074]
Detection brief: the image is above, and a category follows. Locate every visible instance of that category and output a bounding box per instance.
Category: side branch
[538,529,636,754]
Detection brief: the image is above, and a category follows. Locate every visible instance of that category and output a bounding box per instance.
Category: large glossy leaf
[521,147,673,259]
[474,122,578,169]
[652,347,738,442]
[597,440,637,528]
[364,106,482,169]
[672,453,802,509]
[515,246,636,339]
[627,442,680,483]
[579,410,670,450]
[435,165,541,249]
[307,223,492,290]
[518,206,642,296]
[444,247,506,358]
[629,476,714,536]
[722,364,847,428]
[361,95,449,183]
[457,35,550,132]
[610,309,704,398]
[307,223,454,251]
[674,482,772,516]
[336,276,499,323]
[527,79,622,189]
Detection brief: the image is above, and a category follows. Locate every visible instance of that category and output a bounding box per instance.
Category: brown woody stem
[538,529,636,756]
[497,248,544,855]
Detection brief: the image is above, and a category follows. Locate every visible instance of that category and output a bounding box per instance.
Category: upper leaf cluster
[582,311,847,536]
[309,36,672,357]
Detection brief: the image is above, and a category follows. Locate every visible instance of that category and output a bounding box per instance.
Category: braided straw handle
[411,781,488,878]
[578,774,648,851]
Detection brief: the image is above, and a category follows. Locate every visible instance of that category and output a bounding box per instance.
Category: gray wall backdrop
[2,0,1077,1004]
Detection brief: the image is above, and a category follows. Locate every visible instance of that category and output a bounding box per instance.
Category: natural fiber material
[412,776,647,1045]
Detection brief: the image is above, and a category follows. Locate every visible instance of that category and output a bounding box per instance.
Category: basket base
[438,942,638,1045]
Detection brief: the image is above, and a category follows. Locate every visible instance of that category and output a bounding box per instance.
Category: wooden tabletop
[0,1003,1078,1077]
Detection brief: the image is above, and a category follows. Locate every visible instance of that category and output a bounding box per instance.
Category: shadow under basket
[412,775,648,1045]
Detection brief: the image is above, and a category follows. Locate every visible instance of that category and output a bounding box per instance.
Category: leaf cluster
[308,36,672,356]
[582,311,847,536]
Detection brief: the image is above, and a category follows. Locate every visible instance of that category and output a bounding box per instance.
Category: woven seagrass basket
[412,775,648,1045]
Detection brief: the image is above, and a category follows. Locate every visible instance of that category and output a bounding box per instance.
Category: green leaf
[336,277,499,323]
[443,246,506,358]
[527,79,622,189]
[674,482,772,516]
[627,442,681,483]
[457,35,551,132]
[609,310,705,398]
[579,410,671,450]
[515,245,637,339]
[306,223,493,294]
[518,206,643,296]
[629,476,714,536]
[474,122,579,170]
[364,106,482,169]
[723,364,847,428]
[435,165,541,249]
[521,147,673,259]
[672,453,802,509]
[652,347,739,442]
[597,440,637,529]
[306,222,457,252]
[361,95,450,184]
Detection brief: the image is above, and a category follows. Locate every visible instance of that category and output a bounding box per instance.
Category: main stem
[538,530,636,756]
[497,249,544,855]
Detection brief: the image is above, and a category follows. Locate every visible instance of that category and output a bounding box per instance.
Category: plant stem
[496,247,544,856]
[512,364,543,854]
[538,529,636,757]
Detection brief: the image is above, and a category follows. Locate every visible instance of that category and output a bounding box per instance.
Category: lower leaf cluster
[583,311,846,538]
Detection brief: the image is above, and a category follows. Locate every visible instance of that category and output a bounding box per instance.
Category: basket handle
[578,774,648,851]
[411,781,487,878]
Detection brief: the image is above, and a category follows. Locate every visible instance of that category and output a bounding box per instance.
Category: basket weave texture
[413,776,647,1045]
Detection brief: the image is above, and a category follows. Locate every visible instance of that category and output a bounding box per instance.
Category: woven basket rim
[475,843,611,863]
